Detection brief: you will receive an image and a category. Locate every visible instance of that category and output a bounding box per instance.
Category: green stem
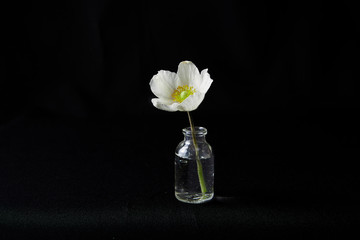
[187,111,207,197]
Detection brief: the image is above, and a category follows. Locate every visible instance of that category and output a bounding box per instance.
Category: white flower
[150,61,213,112]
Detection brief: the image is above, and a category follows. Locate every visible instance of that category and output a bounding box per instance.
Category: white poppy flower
[150,61,213,112]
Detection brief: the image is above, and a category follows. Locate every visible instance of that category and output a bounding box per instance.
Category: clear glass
[175,126,214,204]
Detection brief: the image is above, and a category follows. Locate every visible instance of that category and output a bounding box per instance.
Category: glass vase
[175,126,214,204]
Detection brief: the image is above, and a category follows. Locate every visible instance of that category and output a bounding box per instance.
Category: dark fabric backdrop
[1,0,359,239]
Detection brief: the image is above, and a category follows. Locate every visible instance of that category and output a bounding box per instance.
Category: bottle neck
[184,136,206,144]
[183,126,207,142]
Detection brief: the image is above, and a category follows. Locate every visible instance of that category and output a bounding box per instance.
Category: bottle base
[175,192,214,204]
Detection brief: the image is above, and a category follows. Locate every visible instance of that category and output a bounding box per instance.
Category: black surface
[1,111,359,239]
[1,0,360,239]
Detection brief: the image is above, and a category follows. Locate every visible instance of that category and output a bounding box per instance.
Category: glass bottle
[175,126,214,204]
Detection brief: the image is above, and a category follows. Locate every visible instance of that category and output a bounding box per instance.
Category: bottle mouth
[182,126,207,136]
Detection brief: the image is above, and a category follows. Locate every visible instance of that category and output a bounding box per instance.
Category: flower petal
[198,69,213,93]
[150,70,178,100]
[176,61,201,87]
[177,92,205,112]
[151,98,179,112]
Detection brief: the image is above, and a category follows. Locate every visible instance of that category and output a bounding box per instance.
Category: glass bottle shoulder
[175,139,213,159]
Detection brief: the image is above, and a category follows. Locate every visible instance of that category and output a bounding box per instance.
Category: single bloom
[150,61,213,112]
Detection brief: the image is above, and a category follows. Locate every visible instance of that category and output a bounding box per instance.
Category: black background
[1,0,359,239]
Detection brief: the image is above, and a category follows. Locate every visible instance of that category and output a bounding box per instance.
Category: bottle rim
[182,126,207,136]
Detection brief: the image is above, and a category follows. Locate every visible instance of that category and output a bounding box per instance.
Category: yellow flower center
[172,85,196,103]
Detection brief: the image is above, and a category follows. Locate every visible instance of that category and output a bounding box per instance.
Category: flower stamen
[172,85,196,103]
